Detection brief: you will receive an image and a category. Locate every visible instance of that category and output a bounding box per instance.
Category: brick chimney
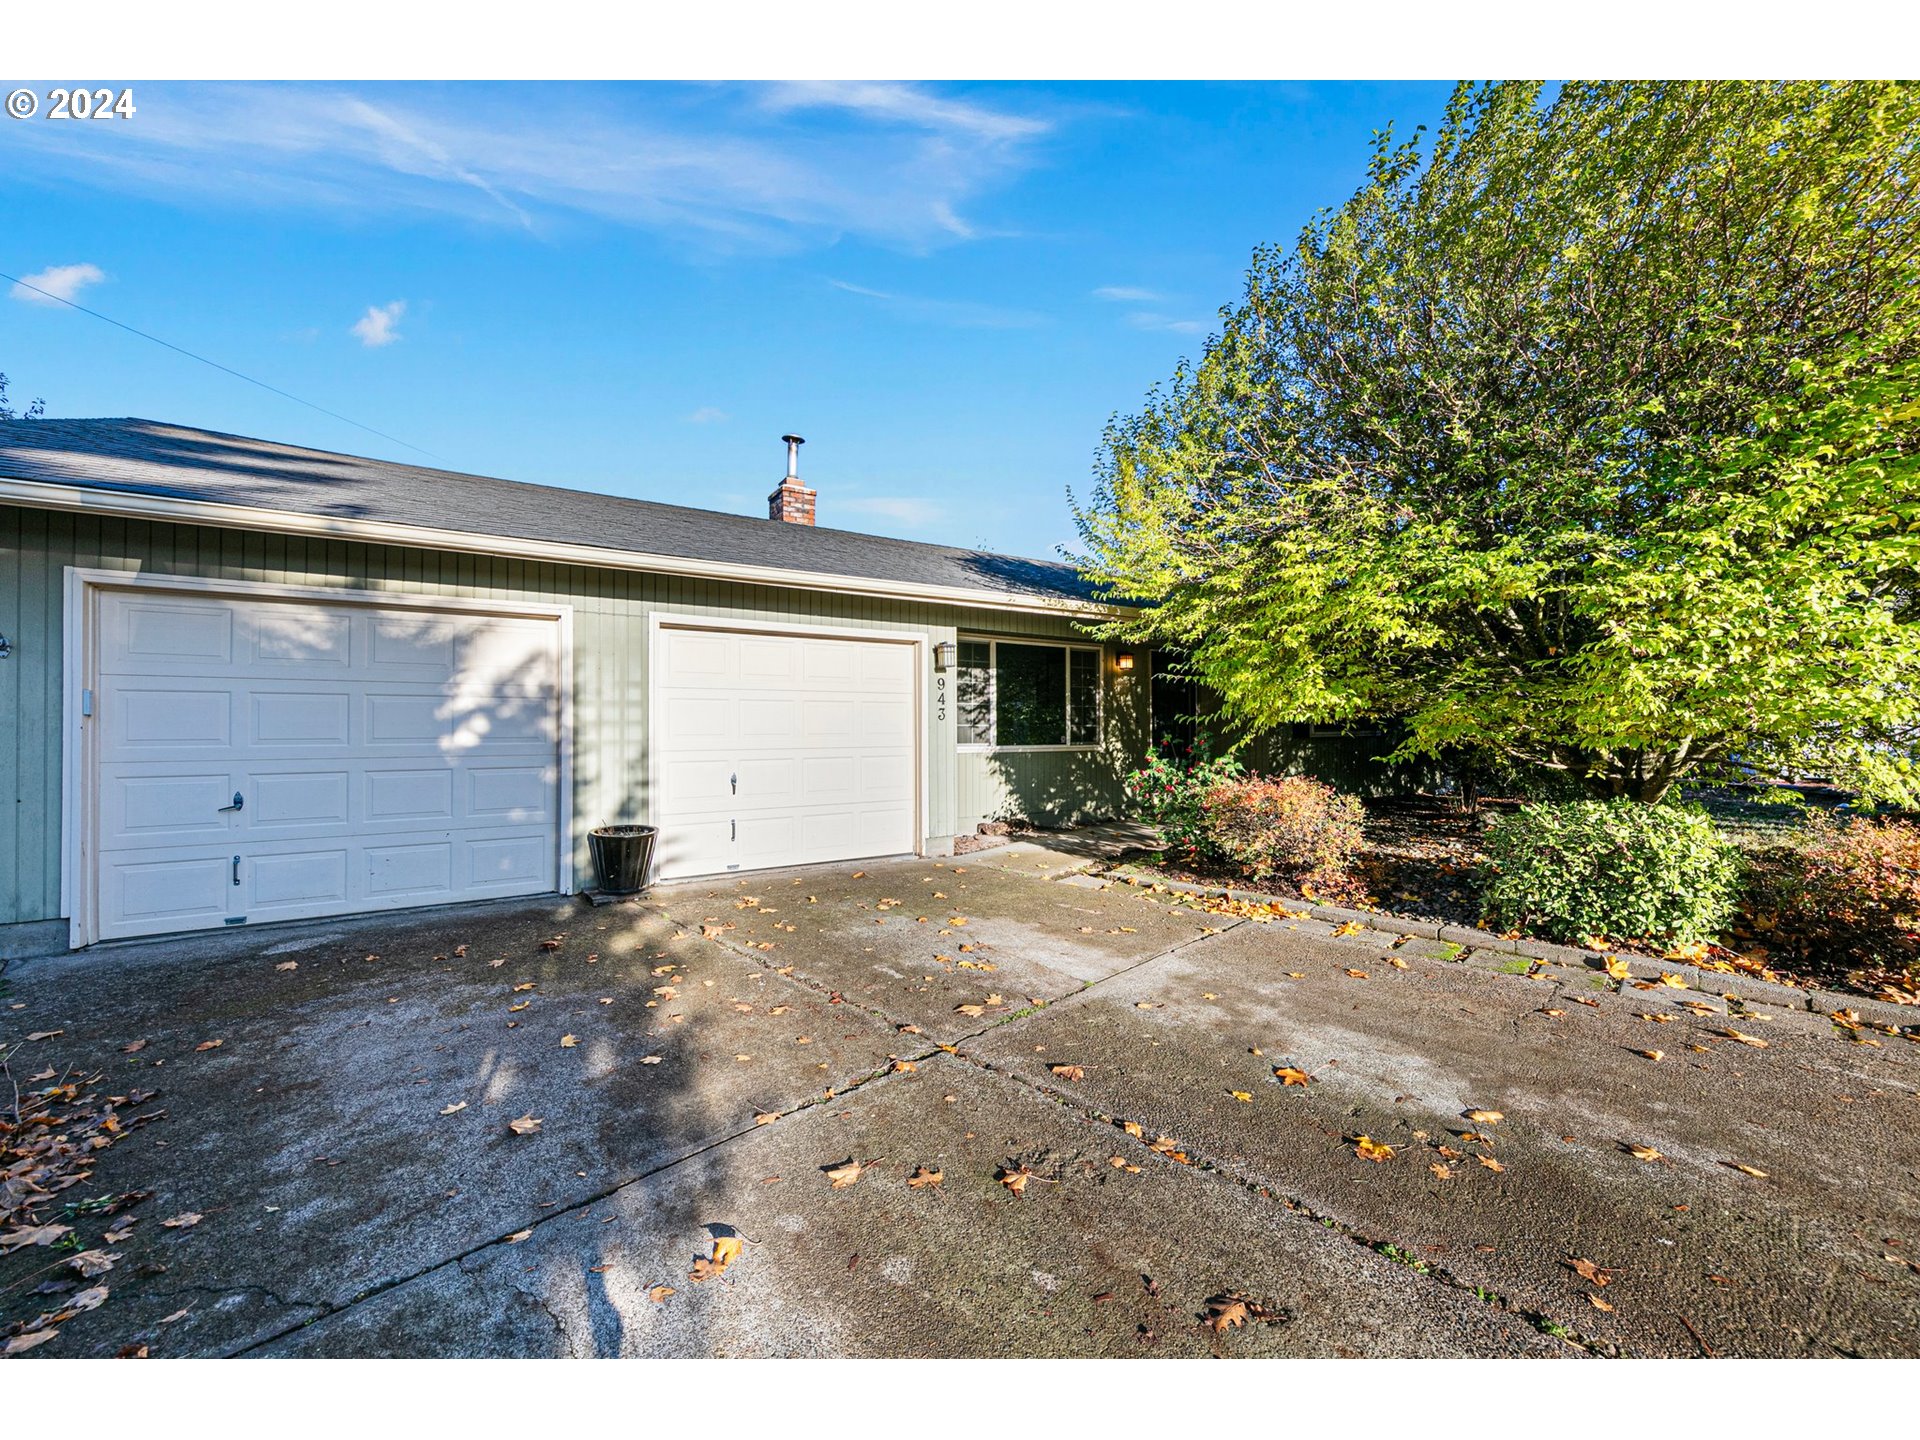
[769,433,817,525]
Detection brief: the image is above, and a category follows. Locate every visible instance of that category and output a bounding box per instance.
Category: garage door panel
[738,637,803,683]
[365,841,454,898]
[249,770,352,827]
[739,697,799,743]
[467,766,554,823]
[800,641,859,685]
[90,588,564,942]
[251,608,352,668]
[252,690,353,746]
[661,694,736,751]
[114,688,232,748]
[249,849,351,909]
[799,755,857,805]
[654,818,734,879]
[105,772,234,846]
[103,854,233,928]
[111,597,235,667]
[467,834,552,888]
[858,698,912,745]
[661,629,732,683]
[859,752,914,800]
[799,698,856,745]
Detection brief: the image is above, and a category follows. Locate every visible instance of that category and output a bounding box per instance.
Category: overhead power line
[1,268,440,460]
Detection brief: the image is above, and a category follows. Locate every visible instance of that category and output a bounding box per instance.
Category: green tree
[1075,81,1920,803]
[0,371,46,421]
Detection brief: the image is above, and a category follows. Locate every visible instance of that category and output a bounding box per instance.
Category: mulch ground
[1124,792,1919,1006]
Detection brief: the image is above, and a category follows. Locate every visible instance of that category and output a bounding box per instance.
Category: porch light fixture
[934,640,957,671]
[1115,652,1135,672]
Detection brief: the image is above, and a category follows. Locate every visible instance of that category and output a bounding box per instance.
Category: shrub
[1124,746,1243,862]
[1478,800,1743,946]
[1741,813,1920,980]
[1200,775,1367,902]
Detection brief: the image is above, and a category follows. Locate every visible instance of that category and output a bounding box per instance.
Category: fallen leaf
[508,1114,543,1136]
[506,1228,533,1243]
[1724,1161,1769,1178]
[0,1224,73,1253]
[194,1039,223,1052]
[1657,973,1689,989]
[1567,1257,1612,1287]
[1430,1162,1453,1179]
[1718,1029,1770,1049]
[1626,1143,1663,1162]
[1637,1049,1666,1062]
[1465,1109,1504,1124]
[824,1158,869,1189]
[690,1235,743,1282]
[275,961,298,972]
[1605,956,1631,981]
[160,1212,203,1229]
[1589,1293,1615,1312]
[649,1284,676,1303]
[440,1101,468,1116]
[907,1166,944,1189]
[26,1030,64,1041]
[2,1330,59,1356]
[997,1163,1051,1196]
[1352,1135,1394,1163]
[1228,1090,1253,1103]
[67,1249,118,1278]
[559,1034,578,1048]
[1049,1064,1087,1082]
[1477,1154,1506,1172]
[1344,968,1370,979]
[507,1001,530,1013]
[161,1308,191,1323]
[640,1055,663,1065]
[1274,1067,1312,1086]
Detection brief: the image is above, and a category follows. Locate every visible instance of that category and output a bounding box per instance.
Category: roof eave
[0,475,1127,621]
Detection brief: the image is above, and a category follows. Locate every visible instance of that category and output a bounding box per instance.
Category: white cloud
[10,262,106,306]
[1126,311,1208,335]
[828,278,1045,330]
[837,495,946,528]
[0,83,1055,255]
[686,406,729,424]
[1092,285,1161,303]
[351,300,406,347]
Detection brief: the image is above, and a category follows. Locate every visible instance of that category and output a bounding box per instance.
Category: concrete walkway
[3,840,1915,1357]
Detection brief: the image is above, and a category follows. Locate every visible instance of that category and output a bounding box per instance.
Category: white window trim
[955,636,1104,753]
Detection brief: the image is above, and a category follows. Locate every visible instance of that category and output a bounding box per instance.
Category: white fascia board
[0,476,1127,621]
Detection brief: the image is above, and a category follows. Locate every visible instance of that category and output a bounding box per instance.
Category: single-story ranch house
[0,419,1392,956]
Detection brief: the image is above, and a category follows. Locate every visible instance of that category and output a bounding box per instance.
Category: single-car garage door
[651,625,917,880]
[83,584,567,942]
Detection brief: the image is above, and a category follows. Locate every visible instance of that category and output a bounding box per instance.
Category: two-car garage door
[71,582,919,943]
[84,586,566,942]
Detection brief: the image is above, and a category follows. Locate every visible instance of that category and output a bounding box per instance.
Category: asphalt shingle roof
[0,418,1100,605]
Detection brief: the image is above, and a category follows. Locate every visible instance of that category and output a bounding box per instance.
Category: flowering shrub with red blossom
[1123,746,1243,862]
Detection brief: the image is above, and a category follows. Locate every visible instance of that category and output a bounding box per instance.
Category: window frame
[955,636,1105,753]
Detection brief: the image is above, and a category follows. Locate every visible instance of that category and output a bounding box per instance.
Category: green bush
[1124,745,1243,862]
[1200,775,1368,903]
[1478,800,1743,946]
[1741,813,1920,980]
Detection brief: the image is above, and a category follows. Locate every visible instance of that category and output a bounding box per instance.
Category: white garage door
[88,588,565,942]
[652,626,917,879]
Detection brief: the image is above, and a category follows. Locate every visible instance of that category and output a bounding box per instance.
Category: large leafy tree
[1076,81,1920,803]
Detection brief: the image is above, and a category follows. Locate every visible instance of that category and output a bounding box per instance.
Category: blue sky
[1,81,1454,559]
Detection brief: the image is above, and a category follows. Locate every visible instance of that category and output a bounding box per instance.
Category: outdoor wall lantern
[0,631,11,660]
[1115,651,1136,672]
[933,640,957,671]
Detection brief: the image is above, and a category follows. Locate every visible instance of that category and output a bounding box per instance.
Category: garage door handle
[730,772,738,794]
[232,855,242,886]
[218,791,245,812]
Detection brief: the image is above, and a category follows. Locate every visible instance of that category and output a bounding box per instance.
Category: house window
[956,638,1103,749]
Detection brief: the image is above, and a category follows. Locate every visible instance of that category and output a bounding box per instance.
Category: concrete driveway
[4,841,1916,1358]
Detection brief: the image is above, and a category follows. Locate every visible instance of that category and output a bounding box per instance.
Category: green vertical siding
[0,504,1144,929]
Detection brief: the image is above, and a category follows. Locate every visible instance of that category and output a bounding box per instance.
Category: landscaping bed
[1119,789,1919,1007]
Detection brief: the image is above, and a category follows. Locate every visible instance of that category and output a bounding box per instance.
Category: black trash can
[588,824,658,896]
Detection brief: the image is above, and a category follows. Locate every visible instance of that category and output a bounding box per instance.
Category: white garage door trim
[61,568,574,948]
[646,614,926,880]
